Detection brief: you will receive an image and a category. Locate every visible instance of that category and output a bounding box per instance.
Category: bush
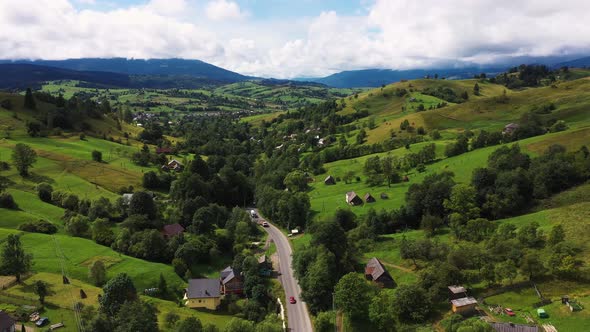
[92,150,103,162]
[36,183,53,203]
[0,192,18,209]
[18,219,57,234]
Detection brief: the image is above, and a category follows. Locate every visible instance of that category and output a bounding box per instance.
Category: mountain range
[0,55,589,90]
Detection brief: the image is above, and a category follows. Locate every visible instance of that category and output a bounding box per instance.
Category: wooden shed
[345,191,363,206]
[448,285,467,300]
[364,193,376,203]
[451,297,478,315]
[324,175,336,185]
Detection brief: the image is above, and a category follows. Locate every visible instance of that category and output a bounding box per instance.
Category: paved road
[257,211,313,332]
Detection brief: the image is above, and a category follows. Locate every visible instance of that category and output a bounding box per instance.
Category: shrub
[36,183,53,203]
[0,192,18,209]
[92,150,103,163]
[18,220,57,234]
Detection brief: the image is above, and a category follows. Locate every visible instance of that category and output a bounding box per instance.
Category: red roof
[161,223,185,237]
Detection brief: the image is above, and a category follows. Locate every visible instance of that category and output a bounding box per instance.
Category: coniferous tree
[24,88,36,109]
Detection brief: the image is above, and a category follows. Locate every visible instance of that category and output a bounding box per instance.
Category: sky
[1,0,589,78]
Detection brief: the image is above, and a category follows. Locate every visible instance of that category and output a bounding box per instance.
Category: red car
[289,296,296,304]
[505,308,516,316]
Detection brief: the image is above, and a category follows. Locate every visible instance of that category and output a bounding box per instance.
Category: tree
[392,284,432,323]
[128,191,156,219]
[164,312,180,328]
[420,214,443,237]
[0,234,32,282]
[36,182,53,203]
[334,273,375,320]
[176,317,203,332]
[99,273,138,315]
[334,209,357,231]
[224,318,255,332]
[24,88,36,109]
[494,260,517,285]
[548,224,566,246]
[113,301,158,332]
[92,150,103,162]
[520,252,546,281]
[314,311,336,332]
[283,170,308,192]
[473,83,480,95]
[12,143,37,177]
[158,273,168,297]
[89,260,107,286]
[92,218,115,246]
[65,215,91,238]
[356,128,367,144]
[369,291,396,331]
[33,280,49,304]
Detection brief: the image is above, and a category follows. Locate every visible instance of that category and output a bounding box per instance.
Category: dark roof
[365,257,393,282]
[346,191,362,204]
[186,279,220,298]
[220,266,241,284]
[162,223,185,237]
[324,175,335,184]
[505,123,520,129]
[448,285,467,294]
[451,297,478,307]
[0,311,15,331]
[490,322,539,332]
[364,193,375,201]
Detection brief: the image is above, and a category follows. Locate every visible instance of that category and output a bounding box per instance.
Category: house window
[198,300,202,303]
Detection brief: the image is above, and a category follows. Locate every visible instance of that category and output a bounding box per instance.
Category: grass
[17,232,185,291]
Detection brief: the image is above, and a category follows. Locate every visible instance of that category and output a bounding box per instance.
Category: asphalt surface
[258,212,313,332]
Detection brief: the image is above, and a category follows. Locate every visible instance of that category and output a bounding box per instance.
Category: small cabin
[364,193,376,203]
[364,257,395,288]
[503,123,520,135]
[324,175,336,185]
[448,285,467,300]
[345,191,363,206]
[451,297,478,315]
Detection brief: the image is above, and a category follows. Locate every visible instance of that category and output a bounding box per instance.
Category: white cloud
[0,0,589,78]
[205,0,246,21]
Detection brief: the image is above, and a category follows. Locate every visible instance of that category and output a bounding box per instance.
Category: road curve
[258,212,313,332]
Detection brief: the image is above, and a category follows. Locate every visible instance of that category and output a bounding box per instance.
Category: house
[257,255,272,277]
[163,159,184,172]
[324,175,336,185]
[489,322,539,332]
[451,297,478,315]
[220,267,244,295]
[0,311,15,332]
[184,279,222,310]
[346,191,363,206]
[448,285,468,300]
[503,123,520,135]
[364,257,395,288]
[121,191,154,206]
[155,147,173,154]
[161,223,185,238]
[364,193,376,203]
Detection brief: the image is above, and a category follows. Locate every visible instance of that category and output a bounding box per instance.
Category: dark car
[36,317,49,327]
[289,296,296,304]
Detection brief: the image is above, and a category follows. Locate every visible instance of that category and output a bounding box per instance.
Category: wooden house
[451,297,478,315]
[448,285,467,300]
[364,257,395,288]
[503,123,520,135]
[324,175,336,185]
[364,193,376,203]
[345,191,363,206]
[0,311,15,332]
[220,267,244,295]
[161,223,185,239]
